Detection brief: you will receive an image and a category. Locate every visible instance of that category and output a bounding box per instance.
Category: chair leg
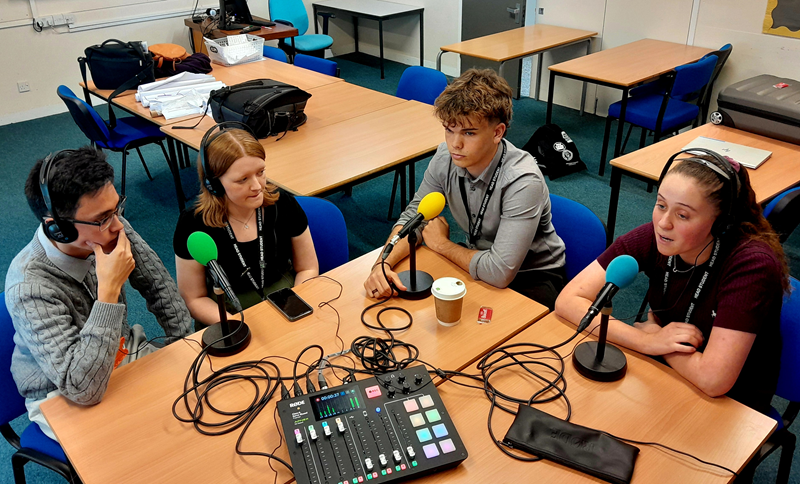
[387,169,400,220]
[135,147,153,181]
[11,453,26,484]
[639,127,647,149]
[777,431,795,484]
[182,144,190,169]
[599,116,614,177]
[121,150,128,197]
[621,123,633,154]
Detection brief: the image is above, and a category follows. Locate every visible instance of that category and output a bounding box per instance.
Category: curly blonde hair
[195,129,279,227]
[433,68,513,128]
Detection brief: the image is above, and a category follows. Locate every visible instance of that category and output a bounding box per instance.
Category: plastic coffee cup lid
[431,277,466,301]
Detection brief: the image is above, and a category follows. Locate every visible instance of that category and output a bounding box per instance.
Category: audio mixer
[277,365,467,484]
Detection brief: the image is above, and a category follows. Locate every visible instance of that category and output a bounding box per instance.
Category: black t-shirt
[598,223,783,414]
[173,191,308,297]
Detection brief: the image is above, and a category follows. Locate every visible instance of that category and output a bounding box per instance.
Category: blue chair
[0,293,82,484]
[269,0,333,59]
[296,197,349,273]
[763,186,800,243]
[623,44,733,151]
[598,55,718,176]
[263,45,289,63]
[57,85,170,199]
[548,194,606,280]
[293,53,339,77]
[753,276,800,484]
[387,66,449,219]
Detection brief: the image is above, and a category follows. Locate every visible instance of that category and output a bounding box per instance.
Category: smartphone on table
[266,288,313,321]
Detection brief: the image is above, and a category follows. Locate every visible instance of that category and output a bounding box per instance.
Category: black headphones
[657,147,741,237]
[200,121,258,197]
[39,150,81,244]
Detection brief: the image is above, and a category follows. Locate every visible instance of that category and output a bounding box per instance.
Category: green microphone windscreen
[187,231,218,266]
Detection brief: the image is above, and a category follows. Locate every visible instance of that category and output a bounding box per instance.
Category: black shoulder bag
[78,39,155,128]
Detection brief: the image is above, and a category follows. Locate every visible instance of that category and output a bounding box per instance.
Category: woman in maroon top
[555,151,790,415]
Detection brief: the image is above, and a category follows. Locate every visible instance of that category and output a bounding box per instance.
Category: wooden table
[165,97,443,198]
[606,123,800,244]
[80,59,346,210]
[313,0,424,79]
[40,247,548,484]
[184,17,298,56]
[418,313,776,483]
[547,39,712,164]
[438,24,597,105]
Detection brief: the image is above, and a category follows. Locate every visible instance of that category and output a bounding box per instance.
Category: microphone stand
[396,230,434,300]
[572,300,627,382]
[202,286,252,357]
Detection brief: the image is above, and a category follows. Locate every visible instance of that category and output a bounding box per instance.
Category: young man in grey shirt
[6,147,192,440]
[364,69,566,309]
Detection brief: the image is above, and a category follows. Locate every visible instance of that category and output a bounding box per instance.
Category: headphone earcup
[203,176,225,197]
[43,219,79,244]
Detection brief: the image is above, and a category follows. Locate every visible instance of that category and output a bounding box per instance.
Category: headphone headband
[200,121,258,197]
[658,147,741,237]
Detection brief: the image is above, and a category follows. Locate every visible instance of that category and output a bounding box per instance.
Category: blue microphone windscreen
[606,255,639,289]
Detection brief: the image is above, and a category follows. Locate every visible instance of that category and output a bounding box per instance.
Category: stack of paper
[135,73,224,119]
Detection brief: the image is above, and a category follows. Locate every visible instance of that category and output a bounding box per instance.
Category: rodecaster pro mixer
[277,365,467,484]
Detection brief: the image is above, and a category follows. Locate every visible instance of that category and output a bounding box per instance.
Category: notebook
[681,136,772,169]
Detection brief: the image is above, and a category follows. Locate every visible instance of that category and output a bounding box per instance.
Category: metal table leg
[580,39,592,116]
[354,17,359,53]
[379,20,385,79]
[535,52,544,101]
[166,138,187,211]
[419,11,424,66]
[546,71,556,124]
[606,167,622,246]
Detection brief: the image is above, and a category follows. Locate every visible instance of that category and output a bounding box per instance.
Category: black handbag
[78,39,155,128]
[209,79,312,138]
[503,405,639,484]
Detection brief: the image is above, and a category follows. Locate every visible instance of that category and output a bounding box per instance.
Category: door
[461,0,527,96]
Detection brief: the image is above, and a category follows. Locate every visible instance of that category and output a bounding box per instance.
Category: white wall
[695,0,800,114]
[526,0,800,117]
[0,0,214,125]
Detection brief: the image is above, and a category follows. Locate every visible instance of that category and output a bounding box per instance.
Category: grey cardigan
[5,220,191,404]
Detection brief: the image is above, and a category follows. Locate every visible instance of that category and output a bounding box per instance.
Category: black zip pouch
[503,405,639,484]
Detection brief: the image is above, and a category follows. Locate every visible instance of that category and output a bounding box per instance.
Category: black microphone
[382,192,446,260]
[577,255,639,332]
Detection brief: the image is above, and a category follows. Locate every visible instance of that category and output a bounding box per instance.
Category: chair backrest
[549,194,606,280]
[0,293,27,427]
[296,197,349,274]
[704,44,732,90]
[396,66,448,105]
[57,85,110,144]
[764,186,800,243]
[670,55,718,99]
[264,45,288,63]
[269,0,309,36]
[293,54,338,77]
[777,277,800,402]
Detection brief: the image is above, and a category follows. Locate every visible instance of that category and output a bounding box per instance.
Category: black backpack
[522,124,587,179]
[209,79,312,138]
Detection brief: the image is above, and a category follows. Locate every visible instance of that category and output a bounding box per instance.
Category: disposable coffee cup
[431,277,467,326]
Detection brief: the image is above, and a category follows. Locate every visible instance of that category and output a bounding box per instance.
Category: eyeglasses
[65,196,126,232]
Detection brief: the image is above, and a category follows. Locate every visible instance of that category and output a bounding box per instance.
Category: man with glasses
[6,146,191,440]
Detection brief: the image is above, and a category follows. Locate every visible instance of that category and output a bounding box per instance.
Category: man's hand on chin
[422,216,451,253]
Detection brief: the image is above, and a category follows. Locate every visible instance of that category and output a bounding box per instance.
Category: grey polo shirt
[396,139,565,288]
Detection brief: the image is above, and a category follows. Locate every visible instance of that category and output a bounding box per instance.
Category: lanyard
[458,140,507,247]
[224,207,265,296]
[662,237,721,324]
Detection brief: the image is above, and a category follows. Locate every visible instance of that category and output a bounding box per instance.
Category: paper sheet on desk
[137,72,215,94]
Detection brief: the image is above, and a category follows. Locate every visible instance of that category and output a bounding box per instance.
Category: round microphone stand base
[202,320,252,357]
[572,341,627,382]
[397,270,434,300]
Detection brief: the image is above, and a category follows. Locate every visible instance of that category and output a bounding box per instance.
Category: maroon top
[598,223,783,413]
